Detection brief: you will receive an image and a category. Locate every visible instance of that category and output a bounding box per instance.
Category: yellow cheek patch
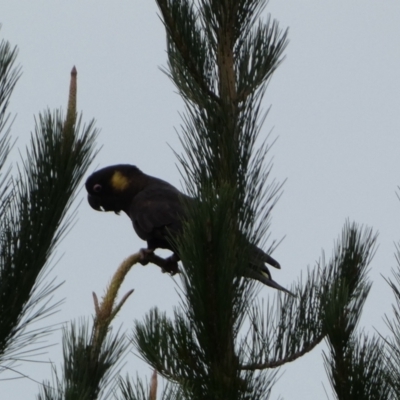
[111,171,130,191]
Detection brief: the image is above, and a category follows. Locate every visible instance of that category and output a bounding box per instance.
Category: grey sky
[1,1,400,398]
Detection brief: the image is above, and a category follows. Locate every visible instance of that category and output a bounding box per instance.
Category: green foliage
[37,321,128,400]
[0,109,98,370]
[2,3,398,400]
[321,224,391,399]
[129,2,391,399]
[0,30,99,380]
[324,334,390,400]
[0,35,20,215]
[381,243,400,399]
[144,1,290,398]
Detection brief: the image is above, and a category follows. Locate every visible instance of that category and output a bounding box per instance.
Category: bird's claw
[139,248,154,265]
[161,254,180,275]
[139,249,180,275]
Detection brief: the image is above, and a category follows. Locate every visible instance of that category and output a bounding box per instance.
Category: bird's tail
[249,243,281,269]
[247,244,294,296]
[247,265,294,296]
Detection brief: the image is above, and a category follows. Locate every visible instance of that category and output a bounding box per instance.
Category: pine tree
[0,31,100,394]
[122,1,390,399]
[1,1,397,399]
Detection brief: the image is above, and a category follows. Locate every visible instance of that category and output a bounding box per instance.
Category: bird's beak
[87,194,103,211]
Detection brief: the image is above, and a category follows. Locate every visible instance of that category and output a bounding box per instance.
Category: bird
[85,164,293,295]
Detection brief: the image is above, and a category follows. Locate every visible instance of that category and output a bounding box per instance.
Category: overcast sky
[2,1,400,398]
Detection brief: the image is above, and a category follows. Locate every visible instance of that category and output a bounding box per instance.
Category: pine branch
[0,33,20,219]
[0,64,98,373]
[134,1,289,398]
[324,334,390,400]
[38,253,142,400]
[241,333,325,370]
[156,0,220,105]
[381,242,400,398]
[320,223,389,399]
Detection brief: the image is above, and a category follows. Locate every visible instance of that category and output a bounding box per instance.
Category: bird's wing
[129,183,186,242]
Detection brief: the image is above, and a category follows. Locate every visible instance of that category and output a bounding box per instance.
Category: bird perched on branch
[86,164,293,295]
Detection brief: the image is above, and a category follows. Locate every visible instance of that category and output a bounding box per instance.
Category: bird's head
[85,164,144,214]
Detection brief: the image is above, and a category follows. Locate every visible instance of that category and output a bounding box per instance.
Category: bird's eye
[93,184,102,193]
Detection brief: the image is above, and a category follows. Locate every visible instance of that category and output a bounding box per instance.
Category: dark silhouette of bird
[85,164,293,295]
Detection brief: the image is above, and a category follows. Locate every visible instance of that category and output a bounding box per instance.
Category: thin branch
[149,369,158,400]
[241,333,325,370]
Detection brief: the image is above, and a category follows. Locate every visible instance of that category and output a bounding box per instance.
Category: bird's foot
[161,254,180,275]
[139,248,154,265]
[138,249,180,276]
